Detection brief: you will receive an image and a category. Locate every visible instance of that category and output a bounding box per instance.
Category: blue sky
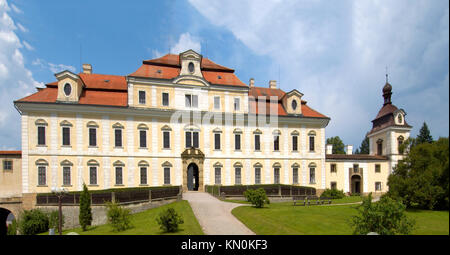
[0,0,448,150]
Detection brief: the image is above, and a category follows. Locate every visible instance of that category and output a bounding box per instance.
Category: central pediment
[174,49,210,86]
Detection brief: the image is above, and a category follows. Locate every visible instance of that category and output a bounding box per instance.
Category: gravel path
[183,192,255,235]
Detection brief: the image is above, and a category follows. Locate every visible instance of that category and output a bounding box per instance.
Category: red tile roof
[0,151,21,155]
[132,54,246,87]
[79,73,127,91]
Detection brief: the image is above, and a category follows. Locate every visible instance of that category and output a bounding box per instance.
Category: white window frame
[214,96,221,110]
[138,90,146,104]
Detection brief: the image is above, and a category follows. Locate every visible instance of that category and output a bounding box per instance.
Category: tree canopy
[356,136,370,154]
[416,122,433,144]
[387,137,449,210]
[326,136,345,154]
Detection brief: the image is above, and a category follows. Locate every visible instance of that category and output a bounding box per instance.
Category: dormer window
[398,114,403,124]
[63,83,72,96]
[188,62,195,73]
[291,99,297,110]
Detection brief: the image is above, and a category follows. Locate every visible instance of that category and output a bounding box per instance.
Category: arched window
[273,130,281,151]
[292,163,300,184]
[60,160,73,186]
[113,160,125,185]
[397,136,405,154]
[214,162,223,184]
[87,159,99,185]
[254,129,262,151]
[162,161,172,185]
[161,125,171,149]
[308,163,317,184]
[138,124,149,148]
[36,119,48,146]
[308,131,316,152]
[254,162,263,184]
[36,159,48,186]
[139,160,149,185]
[234,162,243,185]
[377,139,383,156]
[273,162,281,184]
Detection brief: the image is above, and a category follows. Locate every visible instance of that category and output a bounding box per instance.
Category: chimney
[326,144,333,155]
[82,64,92,74]
[249,78,254,87]
[269,80,277,89]
[345,145,353,155]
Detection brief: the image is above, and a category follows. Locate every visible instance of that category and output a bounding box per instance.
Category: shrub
[156,208,184,233]
[7,219,18,235]
[243,188,270,208]
[79,183,93,231]
[48,210,65,230]
[18,209,49,235]
[106,201,132,232]
[320,188,346,199]
[350,193,415,235]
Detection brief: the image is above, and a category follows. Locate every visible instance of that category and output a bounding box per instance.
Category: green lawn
[232,202,449,235]
[224,196,363,205]
[40,200,204,235]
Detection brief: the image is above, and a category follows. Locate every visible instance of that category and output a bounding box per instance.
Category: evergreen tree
[326,136,345,154]
[416,122,433,144]
[356,136,370,154]
[79,183,92,231]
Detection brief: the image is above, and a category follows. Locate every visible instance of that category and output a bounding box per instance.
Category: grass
[39,200,204,235]
[224,195,363,205]
[231,202,449,235]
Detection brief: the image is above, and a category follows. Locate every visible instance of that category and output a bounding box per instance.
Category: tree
[356,136,370,154]
[156,208,184,233]
[388,137,449,210]
[243,188,270,208]
[326,136,345,154]
[416,122,433,144]
[350,194,415,235]
[79,183,92,231]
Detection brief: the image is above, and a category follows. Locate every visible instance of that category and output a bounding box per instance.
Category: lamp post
[51,187,68,235]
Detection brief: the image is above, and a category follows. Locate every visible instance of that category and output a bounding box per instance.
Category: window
[62,127,70,146]
[214,96,220,110]
[309,167,315,184]
[140,130,147,148]
[274,135,280,151]
[375,164,381,173]
[214,133,221,150]
[38,126,46,145]
[398,136,404,154]
[215,167,221,184]
[63,166,71,186]
[309,136,315,151]
[89,166,97,185]
[291,99,297,110]
[398,114,403,124]
[115,129,122,147]
[185,94,198,108]
[353,164,359,174]
[3,160,12,171]
[274,168,280,184]
[292,135,298,151]
[255,167,261,184]
[63,83,72,96]
[377,139,383,155]
[331,164,337,173]
[235,134,241,150]
[331,182,337,190]
[234,98,240,111]
[375,182,382,191]
[115,167,123,185]
[162,92,169,106]
[140,167,147,185]
[163,131,170,149]
[139,91,146,104]
[293,167,298,184]
[235,167,241,185]
[188,62,195,73]
[89,128,97,147]
[38,166,46,186]
[185,131,199,148]
[255,134,261,151]
[164,167,171,184]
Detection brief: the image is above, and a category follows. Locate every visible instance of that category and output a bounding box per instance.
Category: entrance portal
[351,175,361,194]
[187,163,199,191]
[0,208,14,236]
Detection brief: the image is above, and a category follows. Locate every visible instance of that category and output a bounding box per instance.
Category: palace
[4,49,411,200]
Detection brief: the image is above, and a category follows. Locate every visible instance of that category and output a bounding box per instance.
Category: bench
[306,196,321,205]
[320,197,332,205]
[292,195,308,206]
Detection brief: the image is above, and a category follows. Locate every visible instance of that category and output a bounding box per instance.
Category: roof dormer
[282,89,304,115]
[173,49,209,86]
[55,70,84,103]
[394,109,406,125]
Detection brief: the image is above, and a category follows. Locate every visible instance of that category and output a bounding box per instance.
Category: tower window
[63,83,72,96]
[291,99,297,110]
[188,62,195,73]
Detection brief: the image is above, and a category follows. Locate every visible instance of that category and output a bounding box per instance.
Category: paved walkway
[183,192,255,235]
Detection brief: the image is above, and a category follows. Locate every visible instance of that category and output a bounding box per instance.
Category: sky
[0,0,448,150]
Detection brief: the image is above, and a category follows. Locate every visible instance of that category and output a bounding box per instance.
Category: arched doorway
[351,175,361,194]
[187,163,199,191]
[0,208,14,236]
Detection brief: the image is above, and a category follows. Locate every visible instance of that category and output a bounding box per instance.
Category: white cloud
[0,0,42,149]
[10,3,21,14]
[32,58,76,73]
[189,0,449,145]
[22,40,33,50]
[17,22,27,32]
[170,32,201,54]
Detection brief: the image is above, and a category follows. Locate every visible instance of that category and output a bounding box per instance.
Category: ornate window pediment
[113,160,125,166]
[87,159,99,166]
[86,121,99,128]
[253,162,263,168]
[60,120,73,127]
[162,161,173,167]
[233,162,243,168]
[137,123,149,130]
[35,159,49,165]
[35,119,48,126]
[112,122,124,129]
[60,159,73,166]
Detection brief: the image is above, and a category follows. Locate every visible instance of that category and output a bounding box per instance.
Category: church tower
[367,75,412,173]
